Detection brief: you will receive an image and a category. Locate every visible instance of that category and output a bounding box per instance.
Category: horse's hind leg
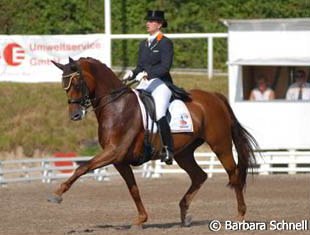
[212,146,246,220]
[175,147,208,227]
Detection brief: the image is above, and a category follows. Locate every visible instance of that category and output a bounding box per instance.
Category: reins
[62,63,138,114]
[87,78,139,112]
[87,85,133,113]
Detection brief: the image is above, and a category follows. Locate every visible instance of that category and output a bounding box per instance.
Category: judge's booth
[223,18,310,150]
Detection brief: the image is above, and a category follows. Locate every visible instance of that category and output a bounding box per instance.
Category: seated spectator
[286,70,310,100]
[249,76,275,101]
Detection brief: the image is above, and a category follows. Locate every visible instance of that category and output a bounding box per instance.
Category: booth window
[242,66,310,100]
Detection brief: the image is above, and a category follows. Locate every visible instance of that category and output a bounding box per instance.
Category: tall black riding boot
[157,117,174,165]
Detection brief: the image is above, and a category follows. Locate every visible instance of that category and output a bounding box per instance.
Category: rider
[123,10,174,165]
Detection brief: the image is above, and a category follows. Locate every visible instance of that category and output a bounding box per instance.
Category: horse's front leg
[114,163,148,228]
[48,146,117,203]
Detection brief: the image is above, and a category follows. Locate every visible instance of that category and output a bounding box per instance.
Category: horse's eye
[62,78,69,88]
[73,83,81,90]
[62,78,70,90]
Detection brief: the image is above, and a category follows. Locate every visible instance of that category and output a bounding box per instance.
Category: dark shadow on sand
[66,219,213,234]
[67,219,270,233]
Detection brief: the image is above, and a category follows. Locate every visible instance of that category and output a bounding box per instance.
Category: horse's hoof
[182,214,192,227]
[47,194,63,204]
[235,215,245,222]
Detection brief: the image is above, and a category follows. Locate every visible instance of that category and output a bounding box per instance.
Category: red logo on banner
[3,43,25,66]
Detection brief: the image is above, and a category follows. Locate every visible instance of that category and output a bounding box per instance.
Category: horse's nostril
[71,110,83,121]
[72,114,81,121]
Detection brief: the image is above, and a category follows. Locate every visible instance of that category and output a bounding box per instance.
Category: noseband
[62,69,92,109]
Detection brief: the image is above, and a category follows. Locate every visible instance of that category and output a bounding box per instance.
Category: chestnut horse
[49,57,258,227]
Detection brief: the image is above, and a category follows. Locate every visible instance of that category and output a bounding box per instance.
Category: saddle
[138,83,191,123]
[130,85,191,166]
[166,82,191,102]
[130,89,156,166]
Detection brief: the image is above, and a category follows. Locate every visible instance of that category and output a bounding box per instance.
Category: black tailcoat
[133,34,173,84]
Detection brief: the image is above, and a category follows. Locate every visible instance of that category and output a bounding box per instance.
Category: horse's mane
[78,57,120,83]
[79,57,107,67]
[78,57,126,101]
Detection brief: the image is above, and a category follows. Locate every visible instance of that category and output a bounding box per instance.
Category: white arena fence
[0,151,309,186]
[111,33,228,79]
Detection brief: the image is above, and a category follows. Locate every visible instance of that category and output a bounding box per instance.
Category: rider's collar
[148,31,163,43]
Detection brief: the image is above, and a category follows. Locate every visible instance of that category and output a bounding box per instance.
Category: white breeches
[136,78,172,120]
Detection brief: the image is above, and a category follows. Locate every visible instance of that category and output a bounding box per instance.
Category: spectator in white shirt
[286,70,310,101]
[249,75,275,101]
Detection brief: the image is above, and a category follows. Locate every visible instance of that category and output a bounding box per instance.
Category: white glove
[122,70,133,80]
[135,71,148,82]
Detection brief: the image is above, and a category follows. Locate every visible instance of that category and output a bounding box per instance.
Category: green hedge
[0,75,227,156]
[1,0,309,69]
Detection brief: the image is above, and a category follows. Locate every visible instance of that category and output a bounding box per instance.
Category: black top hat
[145,10,168,28]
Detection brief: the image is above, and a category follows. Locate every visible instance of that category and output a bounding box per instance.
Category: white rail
[102,0,228,78]
[0,151,309,186]
[110,33,228,79]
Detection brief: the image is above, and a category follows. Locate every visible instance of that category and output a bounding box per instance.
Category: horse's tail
[215,92,259,186]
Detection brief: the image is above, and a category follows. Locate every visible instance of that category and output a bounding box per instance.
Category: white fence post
[208,36,214,79]
[104,0,112,67]
[41,160,51,183]
[259,154,271,175]
[94,168,110,181]
[152,161,162,178]
[142,162,153,178]
[288,149,296,175]
[0,161,4,186]
[208,154,215,178]
[22,163,30,182]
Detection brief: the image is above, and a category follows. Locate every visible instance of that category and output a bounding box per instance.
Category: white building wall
[226,19,310,150]
[229,31,310,61]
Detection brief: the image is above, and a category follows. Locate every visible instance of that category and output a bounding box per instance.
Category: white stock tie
[148,39,153,47]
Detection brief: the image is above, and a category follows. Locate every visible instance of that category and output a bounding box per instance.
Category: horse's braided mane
[78,57,131,104]
[79,57,105,66]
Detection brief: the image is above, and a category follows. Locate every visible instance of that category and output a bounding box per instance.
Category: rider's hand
[122,70,133,81]
[135,71,148,82]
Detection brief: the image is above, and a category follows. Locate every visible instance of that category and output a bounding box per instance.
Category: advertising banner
[0,34,108,82]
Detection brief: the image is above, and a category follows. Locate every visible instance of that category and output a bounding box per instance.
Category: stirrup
[160,146,173,165]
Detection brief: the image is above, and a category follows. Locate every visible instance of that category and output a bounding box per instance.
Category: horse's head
[52,57,124,121]
[52,57,92,121]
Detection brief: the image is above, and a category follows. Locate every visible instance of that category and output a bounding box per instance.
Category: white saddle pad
[132,89,194,133]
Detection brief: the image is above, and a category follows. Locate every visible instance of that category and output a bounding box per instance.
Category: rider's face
[146,20,162,35]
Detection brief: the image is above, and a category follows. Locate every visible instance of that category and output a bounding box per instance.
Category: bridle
[62,70,92,109]
[62,66,134,115]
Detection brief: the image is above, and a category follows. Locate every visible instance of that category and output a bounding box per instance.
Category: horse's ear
[51,60,64,71]
[69,57,75,64]
[69,57,78,71]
